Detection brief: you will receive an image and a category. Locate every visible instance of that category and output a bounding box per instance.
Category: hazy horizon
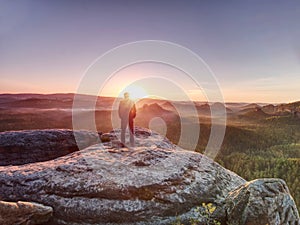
[1,91,298,105]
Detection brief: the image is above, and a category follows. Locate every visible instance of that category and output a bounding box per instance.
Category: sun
[121,84,148,101]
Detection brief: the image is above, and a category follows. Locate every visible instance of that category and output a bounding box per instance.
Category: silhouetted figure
[118,92,136,146]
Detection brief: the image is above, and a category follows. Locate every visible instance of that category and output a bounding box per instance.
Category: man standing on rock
[118,92,136,147]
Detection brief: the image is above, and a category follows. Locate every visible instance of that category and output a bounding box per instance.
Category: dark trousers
[121,118,134,145]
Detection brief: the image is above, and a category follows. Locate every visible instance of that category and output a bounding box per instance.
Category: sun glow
[120,84,149,101]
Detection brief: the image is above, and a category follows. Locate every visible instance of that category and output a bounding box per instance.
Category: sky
[1,0,300,103]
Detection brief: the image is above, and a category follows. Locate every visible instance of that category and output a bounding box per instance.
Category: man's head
[124,92,129,99]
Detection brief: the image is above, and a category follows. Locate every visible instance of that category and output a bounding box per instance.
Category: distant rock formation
[140,103,170,114]
[0,129,100,166]
[226,179,300,225]
[0,128,299,224]
[241,107,269,120]
[262,101,300,116]
[161,101,176,111]
[196,103,211,115]
[262,104,276,114]
[135,104,179,127]
[211,102,233,115]
[240,103,261,110]
[0,93,116,110]
[0,200,52,225]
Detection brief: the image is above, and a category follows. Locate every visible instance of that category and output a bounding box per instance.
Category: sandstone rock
[225,178,300,225]
[0,129,100,166]
[106,127,178,150]
[2,128,298,224]
[0,128,245,225]
[0,200,53,225]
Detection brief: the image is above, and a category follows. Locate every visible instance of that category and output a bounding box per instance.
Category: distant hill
[262,104,276,114]
[138,103,171,114]
[1,93,299,117]
[225,102,249,112]
[0,93,75,101]
[240,103,261,110]
[260,101,300,115]
[3,98,73,109]
[195,103,211,116]
[211,102,233,114]
[135,103,179,129]
[275,101,300,113]
[138,100,202,116]
[238,107,258,114]
[0,93,115,110]
[136,98,167,109]
[161,101,176,111]
[240,108,269,120]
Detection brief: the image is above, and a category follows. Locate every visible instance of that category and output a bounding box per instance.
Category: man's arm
[131,103,136,119]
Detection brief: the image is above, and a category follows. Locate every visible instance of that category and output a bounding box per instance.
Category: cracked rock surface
[225,179,300,225]
[0,128,299,225]
[0,128,245,224]
[0,200,53,225]
[0,129,100,166]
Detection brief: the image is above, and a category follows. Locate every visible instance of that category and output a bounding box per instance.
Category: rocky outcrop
[0,200,53,225]
[225,179,300,225]
[0,128,245,225]
[0,128,299,224]
[0,129,100,166]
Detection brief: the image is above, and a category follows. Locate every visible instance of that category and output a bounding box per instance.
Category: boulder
[0,200,53,225]
[0,129,100,166]
[225,178,300,225]
[0,128,245,225]
[1,128,298,224]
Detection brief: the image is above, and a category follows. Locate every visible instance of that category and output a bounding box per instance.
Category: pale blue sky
[1,0,300,103]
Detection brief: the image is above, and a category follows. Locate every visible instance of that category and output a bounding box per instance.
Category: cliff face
[0,201,53,225]
[0,128,299,225]
[0,129,100,166]
[226,179,300,225]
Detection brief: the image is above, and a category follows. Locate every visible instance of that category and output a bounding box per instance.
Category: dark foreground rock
[0,129,100,166]
[0,128,245,225]
[0,128,299,225]
[0,200,53,224]
[226,179,300,225]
